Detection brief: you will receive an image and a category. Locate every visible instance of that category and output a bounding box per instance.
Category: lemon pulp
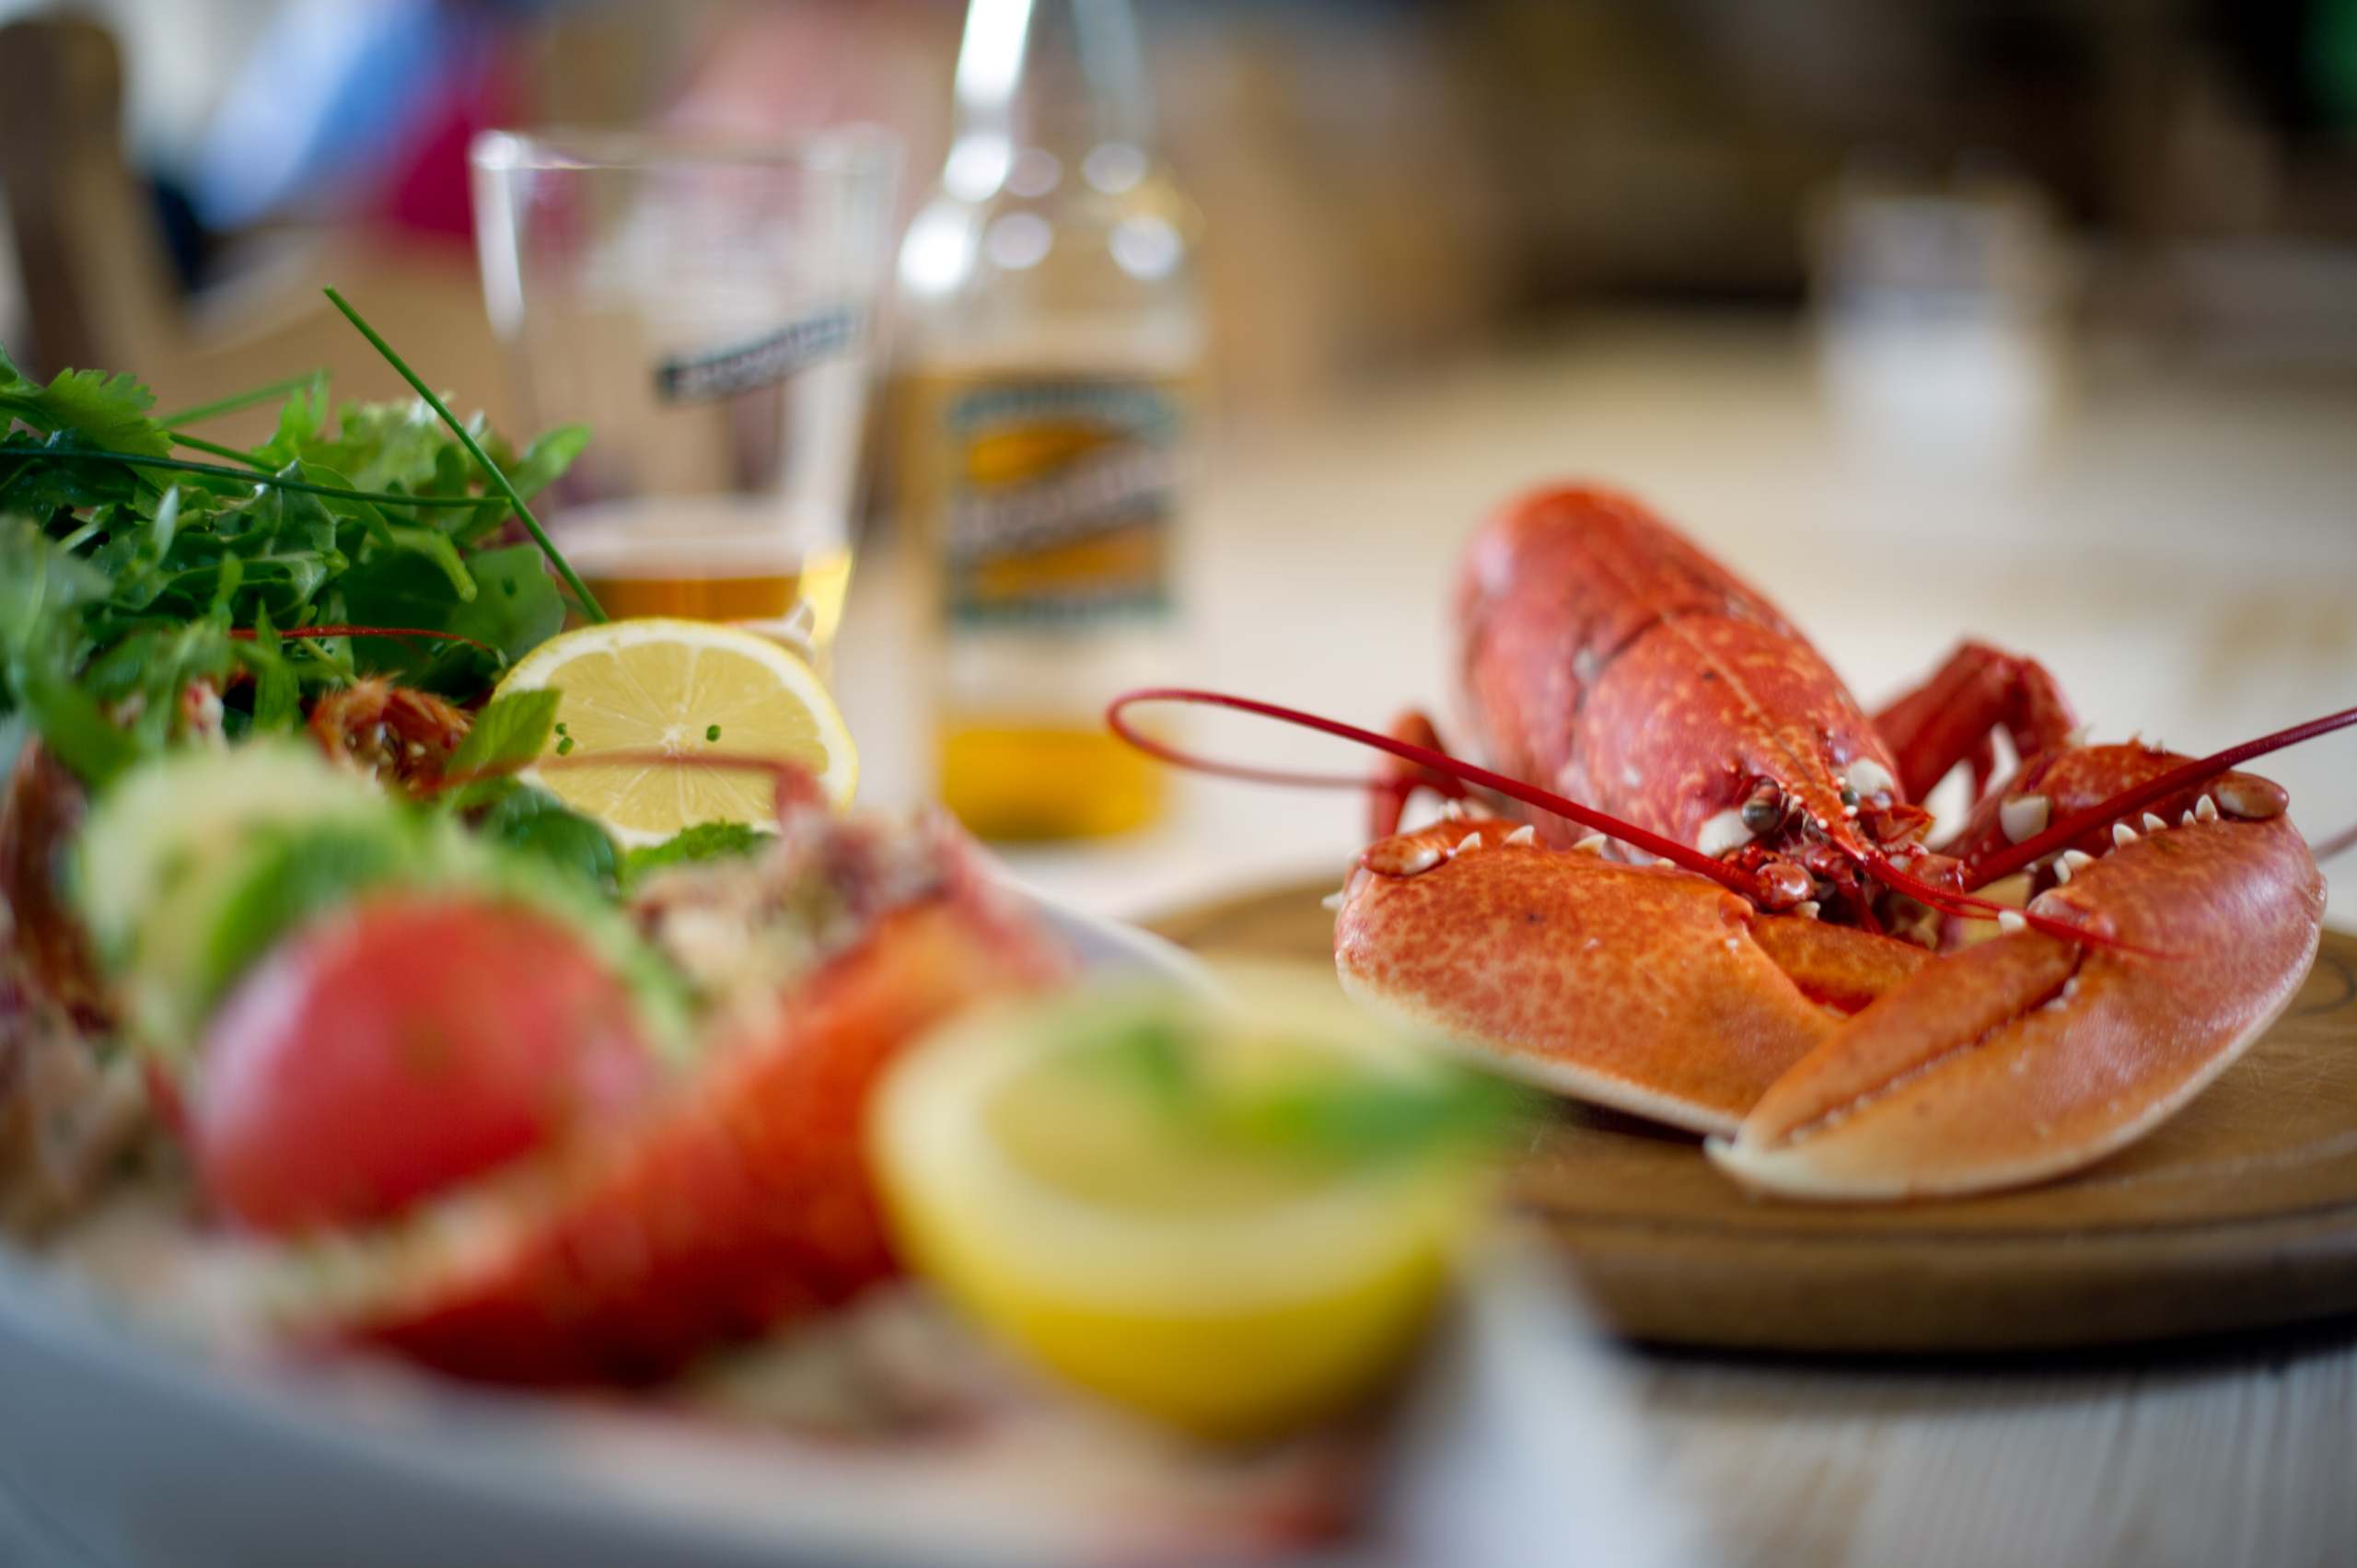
[872,975,1497,1441]
[493,618,856,845]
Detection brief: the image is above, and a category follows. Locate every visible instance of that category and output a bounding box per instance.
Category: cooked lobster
[1114,484,2347,1201]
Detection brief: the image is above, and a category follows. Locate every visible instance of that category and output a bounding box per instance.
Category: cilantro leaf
[0,353,172,459]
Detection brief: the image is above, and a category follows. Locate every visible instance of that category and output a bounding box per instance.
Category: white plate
[0,891,1691,1568]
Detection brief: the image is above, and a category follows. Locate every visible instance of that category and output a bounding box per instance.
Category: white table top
[838,312,2357,929]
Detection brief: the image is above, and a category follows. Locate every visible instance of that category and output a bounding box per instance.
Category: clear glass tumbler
[470,128,900,652]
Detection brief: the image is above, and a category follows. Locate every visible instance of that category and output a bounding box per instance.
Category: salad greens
[0,297,595,789]
[1,296,786,1040]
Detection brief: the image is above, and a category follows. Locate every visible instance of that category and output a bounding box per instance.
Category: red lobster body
[1457,488,1907,875]
[1330,484,2326,1199]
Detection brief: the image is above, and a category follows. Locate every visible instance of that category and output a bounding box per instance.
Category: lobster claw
[1333,820,1839,1135]
[1711,813,2326,1200]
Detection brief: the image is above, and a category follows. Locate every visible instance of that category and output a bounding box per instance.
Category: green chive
[29,450,506,509]
[705,724,721,742]
[168,432,271,470]
[154,372,327,429]
[322,288,607,623]
[556,736,575,756]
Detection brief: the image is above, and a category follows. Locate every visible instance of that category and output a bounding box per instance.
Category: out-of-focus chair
[0,14,180,376]
[0,14,506,435]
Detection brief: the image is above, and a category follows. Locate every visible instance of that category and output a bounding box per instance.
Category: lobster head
[1452,483,1939,922]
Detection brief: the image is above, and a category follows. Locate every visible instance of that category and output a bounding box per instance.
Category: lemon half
[871,971,1494,1441]
[493,618,856,845]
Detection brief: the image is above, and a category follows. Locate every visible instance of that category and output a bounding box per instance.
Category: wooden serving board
[1147,879,2357,1354]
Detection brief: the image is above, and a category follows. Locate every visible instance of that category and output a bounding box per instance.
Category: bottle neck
[943,0,1151,199]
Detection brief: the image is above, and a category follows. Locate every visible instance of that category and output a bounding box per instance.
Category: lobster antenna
[1109,688,2156,954]
[1107,687,1759,897]
[1969,702,2357,886]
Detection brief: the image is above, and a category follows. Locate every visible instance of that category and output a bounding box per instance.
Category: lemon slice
[871,969,1501,1441]
[494,618,856,845]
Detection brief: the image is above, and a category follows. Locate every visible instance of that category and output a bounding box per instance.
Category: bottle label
[939,376,1183,630]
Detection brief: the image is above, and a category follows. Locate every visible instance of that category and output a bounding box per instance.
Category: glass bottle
[893,0,1202,840]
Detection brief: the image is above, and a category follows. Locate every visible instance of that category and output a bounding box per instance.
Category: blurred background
[4,0,2354,916]
[12,0,2357,404]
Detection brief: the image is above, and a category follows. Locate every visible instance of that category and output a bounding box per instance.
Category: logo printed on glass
[654,306,860,403]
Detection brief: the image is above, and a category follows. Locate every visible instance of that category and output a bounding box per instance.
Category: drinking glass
[470,127,900,652]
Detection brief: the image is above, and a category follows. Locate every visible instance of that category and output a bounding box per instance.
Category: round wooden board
[1146,879,2357,1354]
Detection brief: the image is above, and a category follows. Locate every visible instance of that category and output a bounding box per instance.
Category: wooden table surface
[833,313,2357,1566]
[1636,1326,2357,1567]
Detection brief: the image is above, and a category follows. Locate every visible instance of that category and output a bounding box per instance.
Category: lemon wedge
[493,618,856,845]
[871,969,1504,1441]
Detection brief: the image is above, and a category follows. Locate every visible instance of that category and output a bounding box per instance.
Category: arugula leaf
[377,524,476,602]
[619,821,769,888]
[337,542,563,692]
[506,424,590,503]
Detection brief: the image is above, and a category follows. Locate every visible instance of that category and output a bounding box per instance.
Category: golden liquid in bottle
[896,364,1190,842]
[937,721,1166,841]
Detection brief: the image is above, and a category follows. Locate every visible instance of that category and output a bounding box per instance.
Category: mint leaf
[619,821,768,888]
[441,688,560,807]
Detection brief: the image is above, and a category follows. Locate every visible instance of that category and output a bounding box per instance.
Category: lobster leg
[1873,641,2080,804]
[1367,710,1474,841]
[1333,819,1931,1136]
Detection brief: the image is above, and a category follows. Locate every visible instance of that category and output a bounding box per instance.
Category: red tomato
[191,895,657,1234]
